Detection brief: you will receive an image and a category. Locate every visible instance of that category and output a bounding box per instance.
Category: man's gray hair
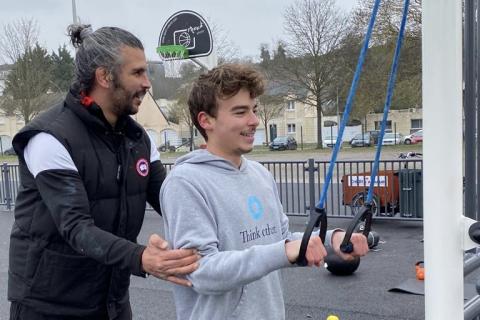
[67,24,144,93]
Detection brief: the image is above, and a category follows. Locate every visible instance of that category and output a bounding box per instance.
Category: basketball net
[156,45,189,78]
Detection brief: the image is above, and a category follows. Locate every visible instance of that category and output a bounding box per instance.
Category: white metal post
[422,0,464,319]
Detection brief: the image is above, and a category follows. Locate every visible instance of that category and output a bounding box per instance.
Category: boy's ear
[95,68,112,89]
[198,111,214,131]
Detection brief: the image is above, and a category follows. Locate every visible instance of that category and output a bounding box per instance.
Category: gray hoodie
[161,150,332,320]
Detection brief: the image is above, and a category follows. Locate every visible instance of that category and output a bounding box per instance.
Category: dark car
[3,147,16,156]
[350,133,373,147]
[158,144,177,152]
[269,136,297,151]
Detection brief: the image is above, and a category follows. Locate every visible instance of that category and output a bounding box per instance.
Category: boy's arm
[161,177,292,295]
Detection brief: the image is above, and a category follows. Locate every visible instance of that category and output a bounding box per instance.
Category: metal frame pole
[475,0,480,221]
[465,0,477,219]
[422,0,464,318]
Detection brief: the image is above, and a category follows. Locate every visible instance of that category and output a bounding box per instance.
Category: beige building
[0,90,180,153]
[267,98,319,145]
[267,99,423,144]
[0,115,24,151]
[0,64,11,96]
[365,108,423,135]
[0,115,24,137]
[0,87,422,153]
[266,97,360,145]
[132,92,182,149]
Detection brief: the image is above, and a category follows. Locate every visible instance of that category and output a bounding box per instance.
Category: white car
[381,133,402,145]
[322,136,339,148]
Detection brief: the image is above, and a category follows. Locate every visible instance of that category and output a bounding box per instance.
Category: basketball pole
[191,47,218,71]
[191,58,209,71]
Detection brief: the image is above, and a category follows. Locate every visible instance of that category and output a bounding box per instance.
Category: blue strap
[316,0,382,210]
[366,0,410,203]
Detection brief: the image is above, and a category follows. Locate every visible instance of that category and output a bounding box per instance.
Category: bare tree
[0,18,39,63]
[277,0,349,148]
[0,19,56,123]
[209,22,240,64]
[342,0,422,116]
[169,84,194,128]
[351,0,421,43]
[167,82,197,149]
[257,94,285,145]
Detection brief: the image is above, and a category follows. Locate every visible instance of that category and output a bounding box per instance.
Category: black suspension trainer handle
[296,207,327,266]
[339,203,373,254]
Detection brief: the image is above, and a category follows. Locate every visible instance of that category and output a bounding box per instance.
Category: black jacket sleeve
[146,160,167,215]
[35,169,146,276]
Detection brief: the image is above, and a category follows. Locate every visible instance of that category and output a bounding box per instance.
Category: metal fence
[0,159,423,220]
[260,158,423,220]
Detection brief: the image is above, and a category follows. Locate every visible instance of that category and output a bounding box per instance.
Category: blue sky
[0,0,358,63]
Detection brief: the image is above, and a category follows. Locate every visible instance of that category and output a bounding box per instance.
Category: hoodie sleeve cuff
[325,228,344,249]
[130,245,148,277]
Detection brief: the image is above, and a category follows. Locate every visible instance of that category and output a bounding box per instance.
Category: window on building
[410,119,422,133]
[374,120,392,132]
[287,123,296,133]
[194,128,199,137]
[287,100,295,111]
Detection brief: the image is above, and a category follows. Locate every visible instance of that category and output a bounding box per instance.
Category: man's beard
[111,78,145,117]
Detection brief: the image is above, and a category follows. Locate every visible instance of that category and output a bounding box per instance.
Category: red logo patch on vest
[136,158,149,177]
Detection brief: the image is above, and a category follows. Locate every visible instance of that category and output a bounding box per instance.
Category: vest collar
[65,90,144,141]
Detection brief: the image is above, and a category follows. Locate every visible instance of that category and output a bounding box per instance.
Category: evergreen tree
[50,45,74,92]
[4,44,57,123]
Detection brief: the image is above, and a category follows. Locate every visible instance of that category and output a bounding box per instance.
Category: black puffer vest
[8,91,160,318]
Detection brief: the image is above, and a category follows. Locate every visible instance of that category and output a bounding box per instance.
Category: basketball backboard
[158,10,213,59]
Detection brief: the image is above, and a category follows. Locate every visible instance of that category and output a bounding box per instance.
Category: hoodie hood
[174,149,248,172]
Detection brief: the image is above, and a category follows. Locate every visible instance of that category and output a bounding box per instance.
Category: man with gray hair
[7,24,199,320]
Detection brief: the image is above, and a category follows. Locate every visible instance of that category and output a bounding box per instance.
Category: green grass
[160,142,423,159]
[0,155,19,164]
[252,142,422,153]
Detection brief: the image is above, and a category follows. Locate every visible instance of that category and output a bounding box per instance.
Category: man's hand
[285,237,327,266]
[331,231,369,261]
[141,234,200,287]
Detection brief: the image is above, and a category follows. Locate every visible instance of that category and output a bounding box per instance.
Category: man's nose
[142,75,151,89]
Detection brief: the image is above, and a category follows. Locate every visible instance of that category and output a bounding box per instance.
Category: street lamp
[72,0,79,24]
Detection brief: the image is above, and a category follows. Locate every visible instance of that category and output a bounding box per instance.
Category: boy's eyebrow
[231,104,258,111]
[230,105,250,111]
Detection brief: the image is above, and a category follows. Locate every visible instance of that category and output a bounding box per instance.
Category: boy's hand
[285,237,327,266]
[331,231,369,261]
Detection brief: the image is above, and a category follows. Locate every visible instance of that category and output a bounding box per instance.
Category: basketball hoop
[158,10,214,77]
[156,45,189,78]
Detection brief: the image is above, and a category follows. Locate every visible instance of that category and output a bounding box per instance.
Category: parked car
[403,129,423,145]
[3,147,16,156]
[322,136,339,148]
[158,144,176,152]
[350,133,373,147]
[269,136,297,151]
[382,132,402,145]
